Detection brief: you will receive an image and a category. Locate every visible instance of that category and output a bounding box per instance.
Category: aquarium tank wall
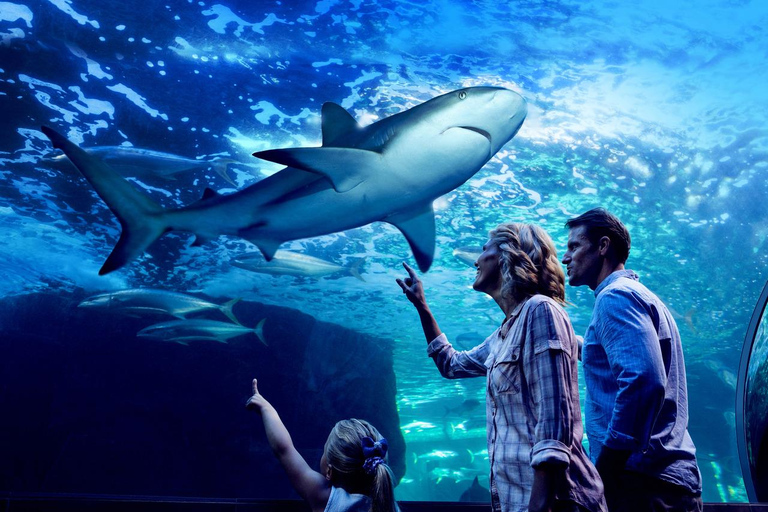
[1,0,766,504]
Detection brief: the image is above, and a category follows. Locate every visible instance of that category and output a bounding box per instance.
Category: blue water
[2,0,768,503]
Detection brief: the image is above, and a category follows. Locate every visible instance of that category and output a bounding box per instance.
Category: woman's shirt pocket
[486,345,522,395]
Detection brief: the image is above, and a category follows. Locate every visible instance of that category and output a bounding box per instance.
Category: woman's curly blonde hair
[488,223,566,305]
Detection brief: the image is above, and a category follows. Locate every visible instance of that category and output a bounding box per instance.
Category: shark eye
[458,91,467,100]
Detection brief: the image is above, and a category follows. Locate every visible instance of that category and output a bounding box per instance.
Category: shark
[78,288,241,324]
[45,146,240,186]
[137,318,266,346]
[41,86,527,275]
[232,250,366,281]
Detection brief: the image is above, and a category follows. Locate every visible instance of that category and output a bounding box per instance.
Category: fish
[703,359,737,391]
[400,420,438,433]
[44,146,240,186]
[429,467,478,485]
[449,419,487,435]
[78,288,241,324]
[137,318,266,346]
[41,86,527,275]
[452,246,481,267]
[459,476,490,502]
[232,250,365,281]
[442,398,481,417]
[466,448,489,464]
[413,449,459,464]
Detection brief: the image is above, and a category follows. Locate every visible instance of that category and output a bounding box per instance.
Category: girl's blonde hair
[324,418,397,512]
[488,223,566,305]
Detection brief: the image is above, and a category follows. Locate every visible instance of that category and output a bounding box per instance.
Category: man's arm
[596,289,667,468]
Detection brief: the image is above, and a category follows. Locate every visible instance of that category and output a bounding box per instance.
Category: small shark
[137,318,266,346]
[45,146,239,186]
[41,87,526,275]
[232,250,365,281]
[413,449,459,464]
[78,288,241,324]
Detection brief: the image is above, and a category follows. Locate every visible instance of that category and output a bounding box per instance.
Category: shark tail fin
[41,126,170,276]
[101,217,168,275]
[219,298,242,325]
[212,159,237,187]
[254,318,267,346]
[348,257,366,282]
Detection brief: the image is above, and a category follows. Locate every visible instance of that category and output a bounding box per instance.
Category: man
[562,208,702,511]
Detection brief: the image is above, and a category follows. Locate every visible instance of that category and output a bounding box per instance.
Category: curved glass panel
[2,0,767,505]
[738,280,768,502]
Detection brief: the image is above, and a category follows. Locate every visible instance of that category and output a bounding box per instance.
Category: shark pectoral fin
[252,147,381,193]
[321,102,360,146]
[238,226,282,261]
[386,203,436,272]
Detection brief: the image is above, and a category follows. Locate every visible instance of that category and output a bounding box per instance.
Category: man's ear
[597,236,611,257]
[325,465,333,481]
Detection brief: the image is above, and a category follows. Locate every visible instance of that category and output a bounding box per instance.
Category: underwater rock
[0,290,404,498]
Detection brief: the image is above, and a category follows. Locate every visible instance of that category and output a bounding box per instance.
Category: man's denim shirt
[583,269,702,493]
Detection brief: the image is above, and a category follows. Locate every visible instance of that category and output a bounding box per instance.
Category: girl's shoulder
[323,485,372,512]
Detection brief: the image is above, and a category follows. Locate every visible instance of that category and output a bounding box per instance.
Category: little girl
[246,379,400,512]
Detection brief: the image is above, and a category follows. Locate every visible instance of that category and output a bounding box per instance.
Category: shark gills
[41,86,526,275]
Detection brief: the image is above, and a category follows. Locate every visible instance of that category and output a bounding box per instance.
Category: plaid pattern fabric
[428,295,606,512]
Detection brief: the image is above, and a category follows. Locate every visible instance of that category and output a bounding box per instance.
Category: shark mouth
[456,126,492,144]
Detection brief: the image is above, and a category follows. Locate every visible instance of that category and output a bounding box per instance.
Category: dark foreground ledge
[2,494,768,512]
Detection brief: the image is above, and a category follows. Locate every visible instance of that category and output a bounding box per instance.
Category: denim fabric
[583,270,702,493]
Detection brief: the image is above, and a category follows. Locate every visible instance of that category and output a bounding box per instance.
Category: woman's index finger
[402,261,418,280]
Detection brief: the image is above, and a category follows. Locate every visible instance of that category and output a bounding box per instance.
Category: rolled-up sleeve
[527,302,574,469]
[427,333,489,379]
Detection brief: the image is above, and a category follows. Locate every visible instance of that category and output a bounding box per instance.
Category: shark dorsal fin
[321,102,359,146]
[201,187,220,201]
[385,203,436,272]
[253,147,382,193]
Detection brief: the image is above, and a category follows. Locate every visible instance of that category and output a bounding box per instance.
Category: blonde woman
[397,223,605,512]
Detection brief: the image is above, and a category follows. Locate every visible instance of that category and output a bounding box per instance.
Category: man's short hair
[565,208,631,264]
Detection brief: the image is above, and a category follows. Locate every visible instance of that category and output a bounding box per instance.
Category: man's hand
[595,444,631,506]
[595,445,631,477]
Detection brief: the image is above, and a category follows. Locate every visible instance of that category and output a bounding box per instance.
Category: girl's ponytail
[371,461,397,512]
[325,419,399,512]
